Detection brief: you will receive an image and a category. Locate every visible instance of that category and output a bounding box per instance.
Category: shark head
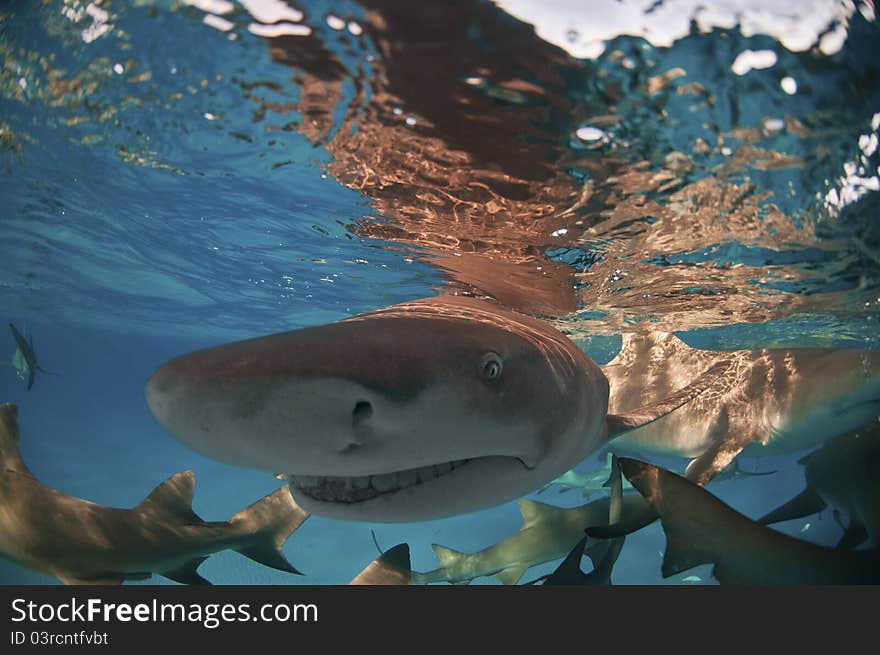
[145,296,610,522]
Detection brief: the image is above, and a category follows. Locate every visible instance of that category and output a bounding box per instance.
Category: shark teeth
[290,459,472,503]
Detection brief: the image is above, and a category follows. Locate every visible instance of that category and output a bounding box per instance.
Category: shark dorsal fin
[136,470,204,524]
[606,360,730,438]
[431,544,464,568]
[518,499,566,529]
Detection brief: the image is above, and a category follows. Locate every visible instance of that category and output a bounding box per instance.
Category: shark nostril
[352,400,373,423]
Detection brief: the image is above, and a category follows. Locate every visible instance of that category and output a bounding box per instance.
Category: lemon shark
[603,332,880,485]
[539,453,772,500]
[758,422,880,549]
[0,403,310,585]
[349,543,411,585]
[410,492,646,585]
[145,295,725,523]
[618,457,880,584]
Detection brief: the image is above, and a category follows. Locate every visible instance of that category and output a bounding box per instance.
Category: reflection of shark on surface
[0,403,310,585]
[145,295,727,523]
[604,332,880,485]
[410,492,647,585]
[4,323,52,391]
[758,422,880,548]
[349,543,411,585]
[618,457,880,584]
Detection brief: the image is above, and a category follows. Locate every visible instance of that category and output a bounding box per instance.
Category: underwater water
[0,0,878,585]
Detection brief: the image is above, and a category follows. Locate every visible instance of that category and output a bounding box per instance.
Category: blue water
[0,1,878,585]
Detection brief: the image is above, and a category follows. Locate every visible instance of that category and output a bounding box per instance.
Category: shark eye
[480,352,503,381]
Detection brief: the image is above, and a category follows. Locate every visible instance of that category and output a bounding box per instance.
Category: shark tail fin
[136,471,205,524]
[229,486,310,575]
[431,544,465,568]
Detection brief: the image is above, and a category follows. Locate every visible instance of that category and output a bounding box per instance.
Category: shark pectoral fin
[495,565,528,585]
[756,487,827,526]
[606,360,731,438]
[57,573,125,585]
[136,470,205,524]
[836,521,869,550]
[350,544,412,585]
[605,454,623,524]
[542,537,589,585]
[162,557,212,585]
[617,458,796,583]
[431,544,465,568]
[230,486,309,575]
[683,436,751,487]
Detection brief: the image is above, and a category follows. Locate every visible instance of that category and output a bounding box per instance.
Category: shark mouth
[289,456,532,504]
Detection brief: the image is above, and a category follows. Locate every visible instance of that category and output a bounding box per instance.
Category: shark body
[604,332,880,484]
[411,493,646,585]
[759,422,880,548]
[619,458,880,584]
[0,403,309,585]
[145,296,724,522]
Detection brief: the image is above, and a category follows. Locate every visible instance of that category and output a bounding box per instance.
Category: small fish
[6,323,52,391]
